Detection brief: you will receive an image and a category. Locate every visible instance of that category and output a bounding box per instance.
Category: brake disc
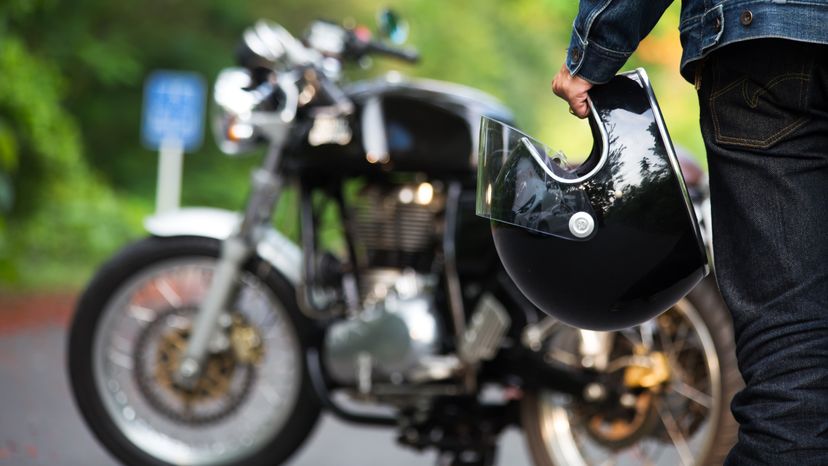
[583,390,660,449]
[133,309,258,425]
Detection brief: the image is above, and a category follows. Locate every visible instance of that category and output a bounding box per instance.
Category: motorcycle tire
[68,236,321,466]
[521,276,742,466]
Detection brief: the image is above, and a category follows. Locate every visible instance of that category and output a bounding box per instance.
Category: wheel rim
[535,298,722,466]
[92,258,302,465]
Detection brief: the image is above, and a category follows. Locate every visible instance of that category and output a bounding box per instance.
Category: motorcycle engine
[351,182,443,274]
[324,182,448,385]
[324,271,443,384]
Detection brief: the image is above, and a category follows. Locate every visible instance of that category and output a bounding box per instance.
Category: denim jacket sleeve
[567,0,674,84]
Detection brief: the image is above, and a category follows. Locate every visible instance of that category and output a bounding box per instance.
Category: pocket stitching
[713,116,808,148]
[740,73,810,108]
[710,73,811,149]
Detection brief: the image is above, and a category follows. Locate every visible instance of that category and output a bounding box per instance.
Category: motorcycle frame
[145,143,610,434]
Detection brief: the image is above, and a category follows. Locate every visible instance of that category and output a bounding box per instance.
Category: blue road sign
[141,71,206,152]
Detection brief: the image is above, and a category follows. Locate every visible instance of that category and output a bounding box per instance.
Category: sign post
[141,71,206,213]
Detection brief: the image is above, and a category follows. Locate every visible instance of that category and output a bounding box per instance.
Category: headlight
[212,63,299,156]
[212,68,263,155]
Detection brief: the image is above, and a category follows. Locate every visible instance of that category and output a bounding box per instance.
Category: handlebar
[343,25,419,64]
[232,19,420,118]
[362,40,419,64]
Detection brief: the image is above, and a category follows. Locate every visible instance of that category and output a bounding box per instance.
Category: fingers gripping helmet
[477,69,709,331]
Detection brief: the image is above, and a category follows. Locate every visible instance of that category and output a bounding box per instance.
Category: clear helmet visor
[476,117,600,241]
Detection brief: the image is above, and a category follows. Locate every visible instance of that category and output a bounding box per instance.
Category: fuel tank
[286,73,514,176]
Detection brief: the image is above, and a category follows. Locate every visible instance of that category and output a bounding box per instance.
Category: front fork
[176,145,284,386]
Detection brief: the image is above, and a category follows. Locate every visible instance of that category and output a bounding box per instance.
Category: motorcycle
[68,12,740,466]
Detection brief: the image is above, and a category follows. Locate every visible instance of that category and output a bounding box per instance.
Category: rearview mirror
[378,9,409,45]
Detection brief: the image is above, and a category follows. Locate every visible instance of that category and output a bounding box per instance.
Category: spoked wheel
[522,277,741,466]
[68,236,320,466]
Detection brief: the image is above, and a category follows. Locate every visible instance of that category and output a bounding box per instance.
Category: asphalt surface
[0,294,531,466]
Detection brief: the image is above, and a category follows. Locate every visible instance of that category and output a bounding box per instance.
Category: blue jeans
[698,39,828,464]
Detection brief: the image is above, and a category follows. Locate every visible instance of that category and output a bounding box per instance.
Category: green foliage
[0,0,703,291]
[0,34,141,290]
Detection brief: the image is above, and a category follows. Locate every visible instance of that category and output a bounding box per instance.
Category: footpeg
[459,293,510,364]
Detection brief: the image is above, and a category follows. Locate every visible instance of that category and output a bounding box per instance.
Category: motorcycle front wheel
[521,276,741,466]
[68,236,320,466]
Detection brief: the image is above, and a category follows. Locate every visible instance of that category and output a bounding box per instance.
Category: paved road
[0,295,531,466]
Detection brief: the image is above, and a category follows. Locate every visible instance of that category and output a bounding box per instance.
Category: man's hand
[552,63,593,118]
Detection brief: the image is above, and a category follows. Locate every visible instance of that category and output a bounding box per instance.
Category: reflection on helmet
[499,148,566,235]
[477,69,708,330]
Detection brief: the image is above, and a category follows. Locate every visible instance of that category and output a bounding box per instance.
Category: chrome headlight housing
[212,68,261,155]
[212,67,299,155]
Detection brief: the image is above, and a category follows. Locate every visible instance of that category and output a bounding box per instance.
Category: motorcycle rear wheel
[68,236,320,466]
[521,276,741,466]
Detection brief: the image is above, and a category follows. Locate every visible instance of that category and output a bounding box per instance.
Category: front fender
[144,207,302,285]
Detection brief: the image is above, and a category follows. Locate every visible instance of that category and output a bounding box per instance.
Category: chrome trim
[361,96,389,163]
[519,99,608,185]
[630,68,711,274]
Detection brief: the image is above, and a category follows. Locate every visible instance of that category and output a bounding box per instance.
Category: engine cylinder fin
[351,184,443,270]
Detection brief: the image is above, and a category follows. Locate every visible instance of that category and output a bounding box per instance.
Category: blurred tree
[0,2,139,289]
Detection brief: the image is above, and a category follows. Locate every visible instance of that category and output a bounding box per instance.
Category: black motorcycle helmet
[477,68,708,331]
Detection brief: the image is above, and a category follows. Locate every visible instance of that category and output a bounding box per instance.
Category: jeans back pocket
[709,57,812,149]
